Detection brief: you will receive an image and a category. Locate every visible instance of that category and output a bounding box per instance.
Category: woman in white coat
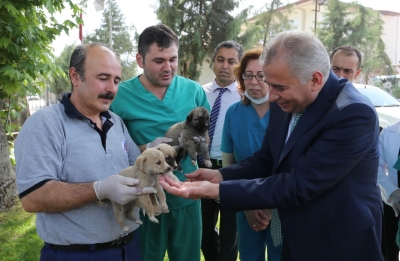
[378,120,400,261]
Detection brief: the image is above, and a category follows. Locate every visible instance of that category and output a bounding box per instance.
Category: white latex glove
[94,174,157,205]
[146,137,173,149]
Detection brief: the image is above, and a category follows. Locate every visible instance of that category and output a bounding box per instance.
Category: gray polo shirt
[15,94,141,245]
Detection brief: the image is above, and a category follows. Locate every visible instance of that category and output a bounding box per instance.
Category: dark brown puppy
[165,106,212,169]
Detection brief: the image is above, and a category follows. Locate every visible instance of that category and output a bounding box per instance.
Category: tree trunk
[0,119,17,211]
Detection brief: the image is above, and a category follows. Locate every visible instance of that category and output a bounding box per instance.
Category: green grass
[0,201,207,261]
[0,202,42,261]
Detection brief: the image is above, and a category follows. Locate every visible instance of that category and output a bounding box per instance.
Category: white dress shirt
[378,121,400,205]
[202,79,241,159]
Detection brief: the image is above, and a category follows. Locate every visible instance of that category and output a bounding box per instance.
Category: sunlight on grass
[1,203,245,261]
[1,201,208,261]
[0,202,41,261]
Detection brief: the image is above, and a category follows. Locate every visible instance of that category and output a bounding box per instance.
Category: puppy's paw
[191,160,197,166]
[149,216,159,224]
[154,205,162,216]
[97,200,108,207]
[177,165,183,172]
[193,136,201,145]
[161,204,169,213]
[122,226,130,233]
[204,160,212,168]
[134,220,143,225]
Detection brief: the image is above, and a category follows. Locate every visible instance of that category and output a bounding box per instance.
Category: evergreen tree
[250,0,294,47]
[346,4,393,83]
[316,0,350,53]
[317,0,393,83]
[85,0,137,81]
[156,0,254,80]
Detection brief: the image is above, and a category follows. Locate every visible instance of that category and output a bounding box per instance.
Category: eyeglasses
[242,73,265,82]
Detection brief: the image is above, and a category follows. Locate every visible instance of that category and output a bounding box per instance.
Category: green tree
[317,0,393,83]
[346,4,393,83]
[85,0,137,81]
[0,0,80,209]
[250,0,294,47]
[48,44,76,98]
[316,0,350,53]
[156,0,254,81]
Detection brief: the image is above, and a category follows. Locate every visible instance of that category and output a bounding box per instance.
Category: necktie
[271,112,303,247]
[208,88,228,149]
[197,87,227,165]
[290,112,302,134]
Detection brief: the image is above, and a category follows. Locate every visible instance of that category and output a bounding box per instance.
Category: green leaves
[0,0,82,132]
[317,0,393,83]
[156,0,247,80]
[84,0,137,81]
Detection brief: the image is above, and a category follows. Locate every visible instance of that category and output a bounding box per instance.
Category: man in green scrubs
[111,24,210,261]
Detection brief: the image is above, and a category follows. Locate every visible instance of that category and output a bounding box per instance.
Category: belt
[211,158,223,167]
[47,230,135,251]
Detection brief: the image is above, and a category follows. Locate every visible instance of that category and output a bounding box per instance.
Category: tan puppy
[165,106,212,169]
[154,143,180,182]
[112,148,171,232]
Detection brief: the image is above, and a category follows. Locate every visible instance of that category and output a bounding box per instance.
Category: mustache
[98,92,115,100]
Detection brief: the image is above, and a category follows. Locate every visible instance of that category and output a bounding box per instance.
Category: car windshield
[356,87,400,107]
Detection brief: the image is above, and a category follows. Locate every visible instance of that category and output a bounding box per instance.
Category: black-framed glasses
[242,73,265,81]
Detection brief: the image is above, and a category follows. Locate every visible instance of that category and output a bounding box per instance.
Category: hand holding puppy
[94,174,157,205]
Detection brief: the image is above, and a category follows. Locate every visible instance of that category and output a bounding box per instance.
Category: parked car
[354,83,400,129]
[27,94,40,100]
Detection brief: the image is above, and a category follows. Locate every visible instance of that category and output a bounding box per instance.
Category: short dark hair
[69,43,109,91]
[138,24,179,61]
[212,40,244,62]
[330,45,362,70]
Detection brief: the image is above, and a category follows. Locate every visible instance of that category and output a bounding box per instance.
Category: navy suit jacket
[219,72,383,261]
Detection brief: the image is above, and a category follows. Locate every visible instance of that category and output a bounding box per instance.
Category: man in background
[200,40,243,261]
[330,45,362,82]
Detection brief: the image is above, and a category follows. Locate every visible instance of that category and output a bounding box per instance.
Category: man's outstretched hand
[159,170,220,200]
[184,168,223,183]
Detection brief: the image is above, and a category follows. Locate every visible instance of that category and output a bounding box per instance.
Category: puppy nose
[167,166,171,171]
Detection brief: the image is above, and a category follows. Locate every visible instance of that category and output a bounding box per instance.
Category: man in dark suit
[160,30,384,261]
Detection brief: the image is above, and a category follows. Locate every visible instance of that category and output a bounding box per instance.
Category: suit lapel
[277,72,343,165]
[271,108,291,174]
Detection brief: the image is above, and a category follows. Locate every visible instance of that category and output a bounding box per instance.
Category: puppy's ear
[186,111,193,123]
[136,155,146,171]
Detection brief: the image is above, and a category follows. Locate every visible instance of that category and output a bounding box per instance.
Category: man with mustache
[199,40,243,261]
[15,43,155,261]
[110,24,210,261]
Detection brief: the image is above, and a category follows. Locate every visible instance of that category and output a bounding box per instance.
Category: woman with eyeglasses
[220,48,282,261]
